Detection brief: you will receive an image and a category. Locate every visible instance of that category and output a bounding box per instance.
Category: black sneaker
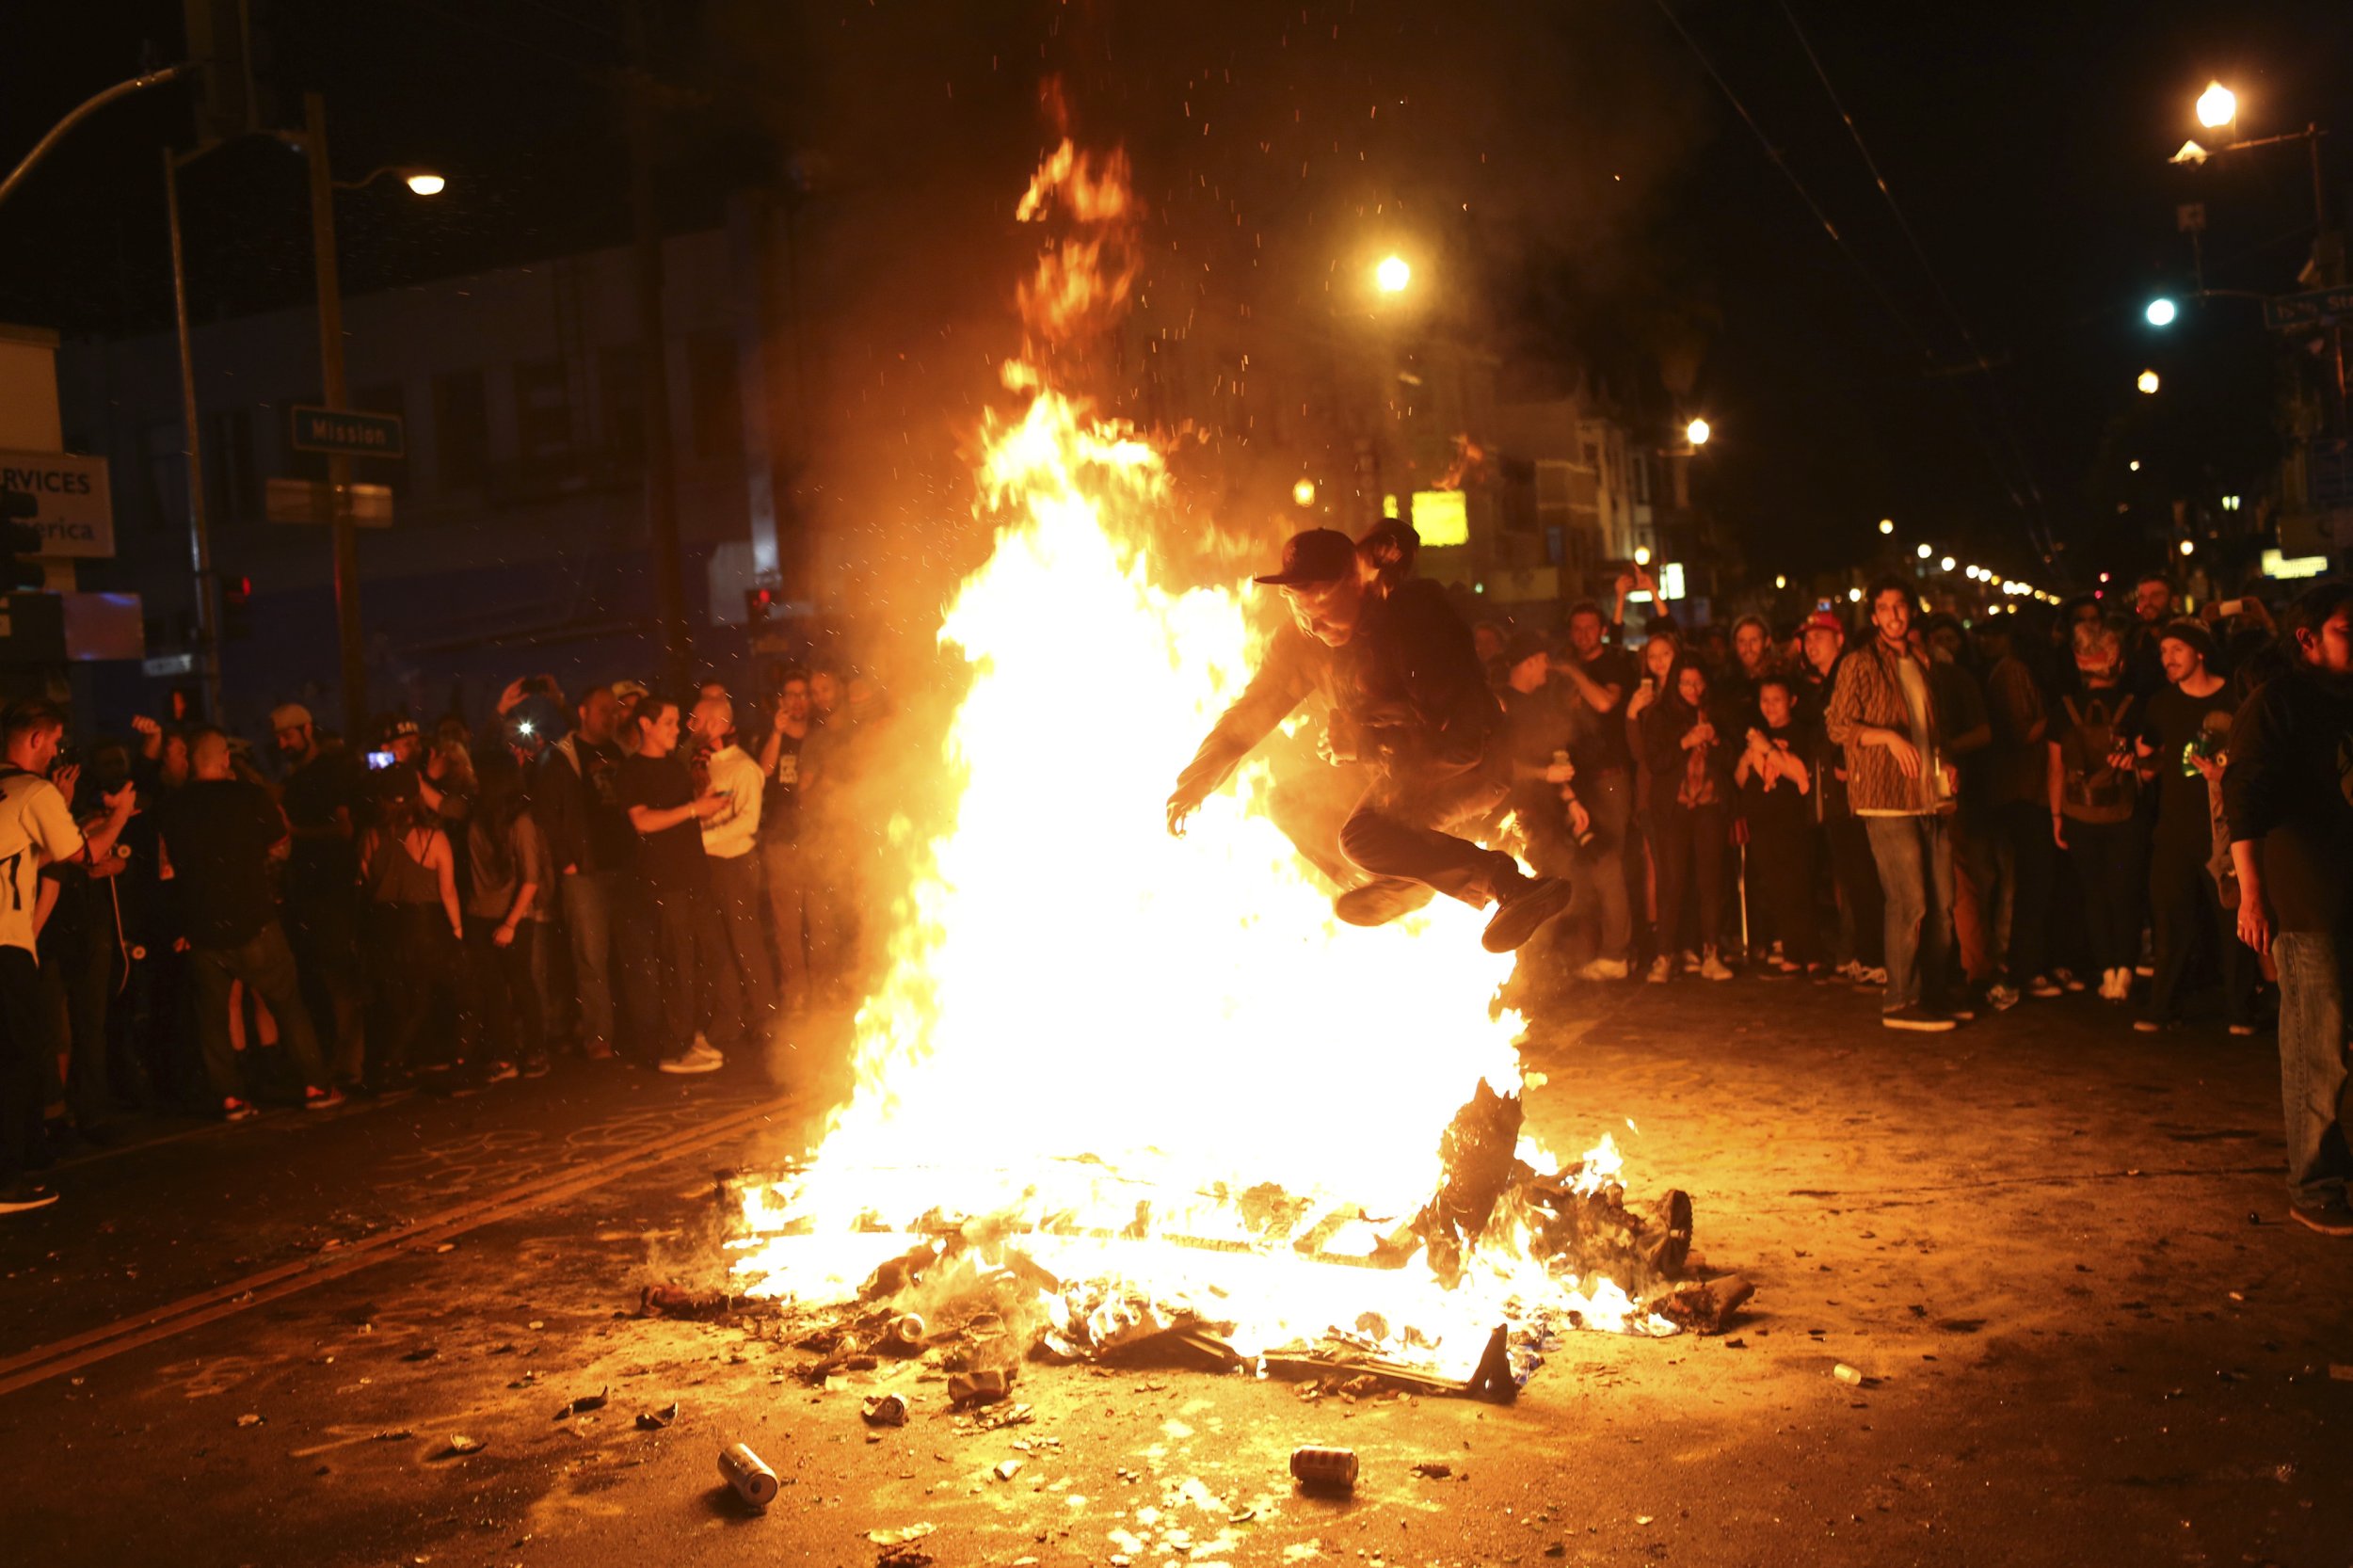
[2288,1195,2353,1236]
[1481,875,1576,953]
[0,1181,59,1215]
[1334,879,1434,928]
[1881,1004,1956,1032]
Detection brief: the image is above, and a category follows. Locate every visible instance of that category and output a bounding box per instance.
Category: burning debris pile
[705,127,1750,1398]
[719,1082,1751,1400]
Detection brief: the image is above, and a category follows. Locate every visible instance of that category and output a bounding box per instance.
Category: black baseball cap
[1254,528,1358,588]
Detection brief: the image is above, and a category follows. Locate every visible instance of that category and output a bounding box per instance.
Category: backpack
[2058,693,2137,823]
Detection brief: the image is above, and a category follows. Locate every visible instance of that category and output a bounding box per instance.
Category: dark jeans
[465,917,545,1064]
[0,945,54,1184]
[1825,814,1885,967]
[2146,839,2253,1026]
[2275,931,2349,1208]
[1748,813,1823,966]
[1992,798,2054,981]
[2064,816,2146,975]
[707,853,773,1048]
[286,880,366,1085]
[1863,813,1956,1013]
[1337,761,1515,912]
[189,920,328,1100]
[372,903,457,1080]
[1570,769,1634,961]
[638,887,727,1060]
[562,868,625,1051]
[1653,796,1728,956]
[762,839,810,1005]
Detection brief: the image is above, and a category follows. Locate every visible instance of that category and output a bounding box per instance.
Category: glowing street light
[2137,369,2161,395]
[1878,518,1895,536]
[1848,586,1864,602]
[2145,296,2177,327]
[1940,554,1957,573]
[1374,254,1412,294]
[1773,574,1786,589]
[1915,542,1933,560]
[1685,417,1711,447]
[404,170,447,196]
[1291,477,1317,507]
[2196,81,2237,130]
[2178,537,2196,556]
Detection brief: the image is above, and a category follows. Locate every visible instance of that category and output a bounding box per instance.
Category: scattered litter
[948,1369,1013,1407]
[864,1393,909,1428]
[718,1442,780,1508]
[640,1284,741,1320]
[370,1429,413,1442]
[527,1320,545,1331]
[401,1345,439,1363]
[235,1413,264,1428]
[1410,1462,1452,1480]
[877,1549,934,1568]
[1833,1364,1864,1386]
[553,1385,609,1421]
[1290,1446,1357,1495]
[994,1459,1023,1481]
[1636,1514,1655,1525]
[634,1402,680,1432]
[968,1401,1033,1432]
[866,1523,936,1546]
[434,1242,456,1254]
[440,1434,485,1457]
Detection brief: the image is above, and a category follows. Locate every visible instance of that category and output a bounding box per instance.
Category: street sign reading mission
[290,405,405,458]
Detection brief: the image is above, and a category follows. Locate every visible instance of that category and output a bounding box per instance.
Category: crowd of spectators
[0,661,892,1214]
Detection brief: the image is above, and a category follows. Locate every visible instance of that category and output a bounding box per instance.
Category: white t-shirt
[0,769,86,955]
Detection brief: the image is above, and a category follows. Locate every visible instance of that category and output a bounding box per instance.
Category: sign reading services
[0,450,115,559]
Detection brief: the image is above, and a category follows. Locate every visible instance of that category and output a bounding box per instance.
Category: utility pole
[301,90,371,744]
[625,0,692,687]
[163,147,227,723]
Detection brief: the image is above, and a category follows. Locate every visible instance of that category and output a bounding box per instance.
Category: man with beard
[1165,528,1572,953]
[273,703,372,1086]
[2224,583,2353,1235]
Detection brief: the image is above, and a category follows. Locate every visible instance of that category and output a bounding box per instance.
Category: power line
[1650,0,2046,550]
[1774,0,2054,548]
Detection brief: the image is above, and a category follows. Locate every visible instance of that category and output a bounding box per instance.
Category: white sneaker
[1577,957,1629,982]
[659,1046,724,1075]
[1699,949,1734,982]
[1646,955,1673,984]
[692,1031,714,1054]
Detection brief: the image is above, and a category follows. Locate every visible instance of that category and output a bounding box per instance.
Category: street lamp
[1915,542,1932,560]
[2178,537,2196,556]
[1878,518,1895,536]
[2137,369,2161,394]
[1773,574,1786,589]
[1684,417,1711,447]
[1940,555,1957,573]
[2145,296,2177,327]
[1374,254,1412,295]
[2196,81,2237,131]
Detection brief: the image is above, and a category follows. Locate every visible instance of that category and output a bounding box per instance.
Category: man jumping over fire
[1165,525,1575,953]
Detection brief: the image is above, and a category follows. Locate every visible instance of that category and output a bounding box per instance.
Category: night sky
[4,0,2348,592]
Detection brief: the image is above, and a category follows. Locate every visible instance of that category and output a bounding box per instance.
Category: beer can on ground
[718,1441,780,1508]
[1289,1445,1358,1493]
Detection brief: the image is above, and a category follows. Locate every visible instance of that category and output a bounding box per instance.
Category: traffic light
[745,584,776,628]
[223,573,253,640]
[3,488,43,591]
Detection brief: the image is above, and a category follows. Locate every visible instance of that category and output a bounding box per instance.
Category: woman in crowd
[1633,656,1736,983]
[1737,674,1826,977]
[360,768,463,1090]
[462,744,552,1081]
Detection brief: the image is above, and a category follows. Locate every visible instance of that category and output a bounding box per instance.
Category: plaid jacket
[1823,639,1945,815]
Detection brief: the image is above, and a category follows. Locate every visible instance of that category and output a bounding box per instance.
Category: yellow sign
[1410,489,1467,547]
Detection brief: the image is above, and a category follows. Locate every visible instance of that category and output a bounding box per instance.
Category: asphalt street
[1,976,2346,1568]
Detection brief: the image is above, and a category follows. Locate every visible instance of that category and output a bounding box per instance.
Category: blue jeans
[563,868,623,1051]
[2273,931,2349,1208]
[1864,813,1955,1013]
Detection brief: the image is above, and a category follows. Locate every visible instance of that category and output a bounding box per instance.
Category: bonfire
[713,132,1746,1399]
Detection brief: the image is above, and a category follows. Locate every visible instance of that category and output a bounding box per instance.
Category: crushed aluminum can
[718,1441,780,1508]
[1289,1445,1358,1494]
[862,1392,909,1427]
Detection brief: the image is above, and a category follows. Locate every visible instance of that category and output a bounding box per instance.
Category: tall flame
[734,136,1672,1367]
